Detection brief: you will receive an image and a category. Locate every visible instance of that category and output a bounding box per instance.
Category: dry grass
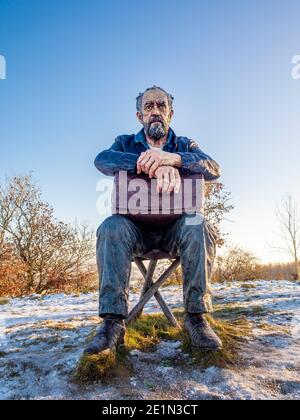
[75,350,118,383]
[34,317,100,331]
[214,304,269,318]
[0,298,10,305]
[241,283,257,290]
[74,308,252,384]
[257,322,289,334]
[161,276,182,288]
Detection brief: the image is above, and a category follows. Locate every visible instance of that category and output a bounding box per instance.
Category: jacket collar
[134,127,177,152]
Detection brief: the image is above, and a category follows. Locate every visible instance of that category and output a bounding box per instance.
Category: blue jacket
[95,128,221,181]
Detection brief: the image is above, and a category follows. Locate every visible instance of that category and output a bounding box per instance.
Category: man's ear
[136,111,143,125]
[169,109,174,121]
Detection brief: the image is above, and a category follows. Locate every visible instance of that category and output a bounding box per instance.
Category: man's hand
[137,150,182,178]
[153,166,181,194]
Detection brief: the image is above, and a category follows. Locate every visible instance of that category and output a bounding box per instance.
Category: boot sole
[191,344,223,352]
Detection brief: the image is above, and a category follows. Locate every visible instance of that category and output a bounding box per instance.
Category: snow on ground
[0,280,299,400]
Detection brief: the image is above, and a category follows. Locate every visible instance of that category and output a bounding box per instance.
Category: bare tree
[0,243,27,297]
[205,182,234,246]
[275,195,300,280]
[0,174,96,295]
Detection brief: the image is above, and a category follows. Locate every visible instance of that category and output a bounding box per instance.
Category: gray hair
[136,85,174,112]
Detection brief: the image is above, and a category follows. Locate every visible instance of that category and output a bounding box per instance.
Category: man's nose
[151,105,161,116]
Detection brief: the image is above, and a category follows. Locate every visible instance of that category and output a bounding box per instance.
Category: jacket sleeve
[94,136,139,176]
[176,139,221,181]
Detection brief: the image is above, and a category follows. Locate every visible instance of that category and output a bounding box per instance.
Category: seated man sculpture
[85,85,222,354]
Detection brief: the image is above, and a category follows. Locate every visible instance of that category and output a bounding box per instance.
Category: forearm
[94,150,139,177]
[171,153,183,169]
[160,152,183,169]
[176,151,221,181]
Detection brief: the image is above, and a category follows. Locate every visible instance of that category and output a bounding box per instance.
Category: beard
[145,120,167,142]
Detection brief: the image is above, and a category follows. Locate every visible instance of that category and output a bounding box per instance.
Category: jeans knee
[96,215,130,239]
[179,216,218,253]
[181,214,206,237]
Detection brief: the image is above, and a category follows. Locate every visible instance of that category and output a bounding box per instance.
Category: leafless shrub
[213,244,262,283]
[205,182,234,246]
[0,174,96,296]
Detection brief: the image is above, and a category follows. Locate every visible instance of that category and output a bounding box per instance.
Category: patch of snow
[155,340,182,358]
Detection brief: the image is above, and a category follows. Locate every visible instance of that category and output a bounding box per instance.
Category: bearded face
[145,116,167,141]
[137,89,173,142]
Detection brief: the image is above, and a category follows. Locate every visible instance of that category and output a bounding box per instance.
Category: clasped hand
[137,150,181,193]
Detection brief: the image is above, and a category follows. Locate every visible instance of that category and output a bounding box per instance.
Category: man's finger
[168,170,177,193]
[139,154,152,167]
[139,154,153,172]
[149,161,161,178]
[137,152,147,173]
[174,170,181,194]
[137,152,145,160]
[157,173,163,193]
[162,171,170,193]
[144,156,158,174]
[137,151,151,167]
[137,162,141,174]
[137,152,147,164]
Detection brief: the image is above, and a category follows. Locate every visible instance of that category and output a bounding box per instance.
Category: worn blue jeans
[96,214,217,318]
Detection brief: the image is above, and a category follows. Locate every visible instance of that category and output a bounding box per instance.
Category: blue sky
[0,0,300,262]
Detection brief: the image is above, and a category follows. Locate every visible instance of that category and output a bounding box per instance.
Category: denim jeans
[96,213,217,318]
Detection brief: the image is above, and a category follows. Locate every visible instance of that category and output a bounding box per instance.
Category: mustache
[150,117,164,124]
